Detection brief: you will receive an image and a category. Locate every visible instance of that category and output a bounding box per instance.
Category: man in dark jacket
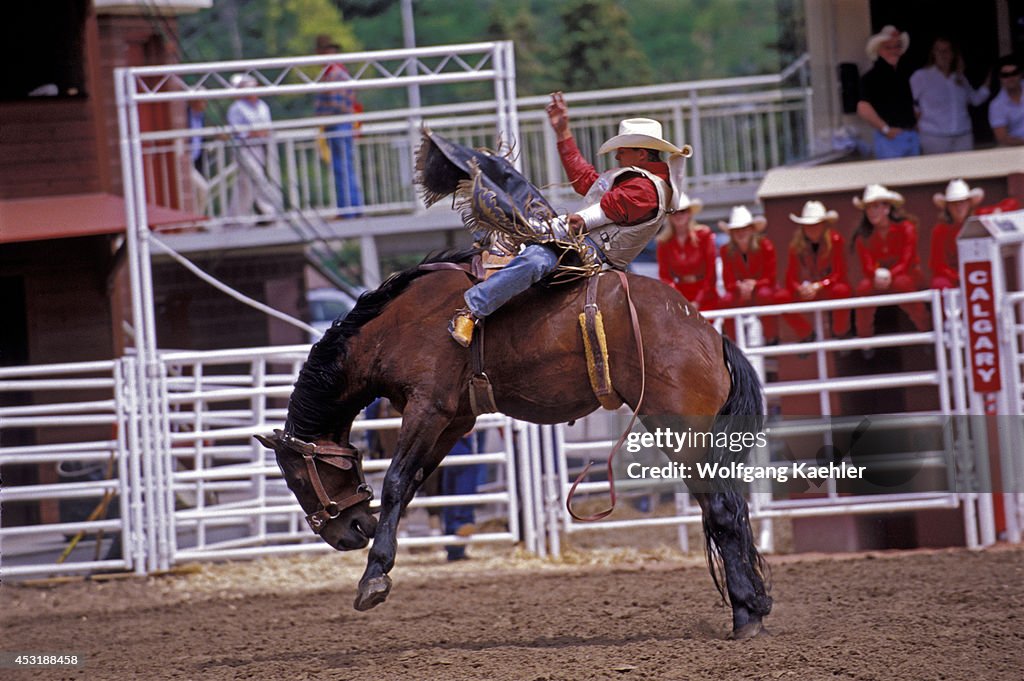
[857,25,921,159]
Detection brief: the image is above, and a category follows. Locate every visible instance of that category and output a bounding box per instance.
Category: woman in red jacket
[782,201,852,339]
[852,184,930,337]
[929,179,984,289]
[656,192,719,311]
[719,205,787,343]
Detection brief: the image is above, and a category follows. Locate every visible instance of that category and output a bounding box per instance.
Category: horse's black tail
[701,336,772,611]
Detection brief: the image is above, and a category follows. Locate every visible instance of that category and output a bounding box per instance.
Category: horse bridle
[277,432,374,534]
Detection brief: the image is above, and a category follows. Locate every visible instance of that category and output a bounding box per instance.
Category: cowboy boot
[448,308,477,347]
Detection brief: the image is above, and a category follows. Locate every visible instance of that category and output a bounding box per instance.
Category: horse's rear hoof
[728,620,766,640]
[353,575,392,611]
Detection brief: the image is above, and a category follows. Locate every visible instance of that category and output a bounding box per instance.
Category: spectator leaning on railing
[226,73,283,223]
[781,201,852,341]
[655,191,720,312]
[315,34,364,215]
[857,25,921,159]
[718,206,794,345]
[851,184,930,340]
[929,179,984,290]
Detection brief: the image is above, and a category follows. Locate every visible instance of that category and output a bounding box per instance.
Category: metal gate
[154,346,526,568]
[543,289,996,556]
[0,360,139,577]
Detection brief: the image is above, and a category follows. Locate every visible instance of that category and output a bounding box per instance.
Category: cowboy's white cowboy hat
[669,191,703,214]
[719,205,767,230]
[853,184,905,209]
[230,73,258,88]
[866,25,910,60]
[598,118,692,156]
[790,200,838,225]
[933,179,985,209]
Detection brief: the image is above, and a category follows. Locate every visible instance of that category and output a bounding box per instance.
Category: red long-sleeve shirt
[929,222,960,285]
[785,230,848,292]
[721,237,778,294]
[557,137,669,225]
[657,226,717,303]
[855,219,920,279]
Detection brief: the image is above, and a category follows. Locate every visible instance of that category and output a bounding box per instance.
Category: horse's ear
[254,432,282,450]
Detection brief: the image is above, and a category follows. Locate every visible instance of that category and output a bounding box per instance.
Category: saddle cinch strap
[419,258,499,416]
[468,318,498,416]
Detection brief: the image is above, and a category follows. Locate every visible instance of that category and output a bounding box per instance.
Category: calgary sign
[963,260,1001,393]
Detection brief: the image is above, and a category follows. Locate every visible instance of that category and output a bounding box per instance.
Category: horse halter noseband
[278,432,373,534]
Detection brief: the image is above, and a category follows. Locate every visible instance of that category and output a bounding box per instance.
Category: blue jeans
[464,243,560,317]
[326,124,363,212]
[874,129,921,159]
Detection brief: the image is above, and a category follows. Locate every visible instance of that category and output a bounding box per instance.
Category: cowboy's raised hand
[546,92,571,141]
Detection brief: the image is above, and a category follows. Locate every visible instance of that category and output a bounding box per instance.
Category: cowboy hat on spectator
[230,73,258,89]
[669,191,703,215]
[790,200,838,225]
[933,179,984,209]
[866,25,909,60]
[719,205,767,230]
[316,34,341,52]
[853,184,905,209]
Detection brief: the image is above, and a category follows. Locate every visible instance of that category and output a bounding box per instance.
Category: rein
[566,269,646,521]
[276,431,374,534]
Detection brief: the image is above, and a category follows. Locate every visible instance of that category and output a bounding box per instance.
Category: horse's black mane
[285,247,480,439]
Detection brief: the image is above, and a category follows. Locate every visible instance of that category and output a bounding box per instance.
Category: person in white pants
[226,74,283,223]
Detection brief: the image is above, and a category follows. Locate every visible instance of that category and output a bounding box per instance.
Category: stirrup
[448,308,477,347]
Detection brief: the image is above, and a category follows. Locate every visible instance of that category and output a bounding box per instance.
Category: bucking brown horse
[256,247,772,639]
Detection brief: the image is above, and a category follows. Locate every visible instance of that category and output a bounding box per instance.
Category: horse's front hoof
[729,618,770,639]
[353,574,392,611]
[728,620,767,640]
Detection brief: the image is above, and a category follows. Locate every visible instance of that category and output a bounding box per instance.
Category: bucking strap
[418,259,498,414]
[579,273,624,411]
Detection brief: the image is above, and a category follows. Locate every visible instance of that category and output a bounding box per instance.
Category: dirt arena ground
[4,541,1023,681]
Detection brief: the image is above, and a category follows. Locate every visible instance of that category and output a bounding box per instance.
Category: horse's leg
[640,414,769,638]
[354,405,475,611]
[693,490,772,639]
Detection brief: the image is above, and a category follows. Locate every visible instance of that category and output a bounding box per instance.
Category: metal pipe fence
[0,287,1014,576]
[0,360,136,577]
[549,288,994,557]
[137,52,811,232]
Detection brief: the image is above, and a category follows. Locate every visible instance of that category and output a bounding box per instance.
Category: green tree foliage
[180,0,796,94]
[266,0,361,57]
[179,0,359,62]
[484,5,557,95]
[557,0,653,90]
[630,0,785,82]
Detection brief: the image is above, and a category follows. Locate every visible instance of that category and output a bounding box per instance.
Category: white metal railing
[0,346,529,577]
[0,360,137,578]
[1002,288,1024,541]
[154,346,524,567]
[138,53,811,232]
[548,288,994,556]
[0,288,1007,576]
